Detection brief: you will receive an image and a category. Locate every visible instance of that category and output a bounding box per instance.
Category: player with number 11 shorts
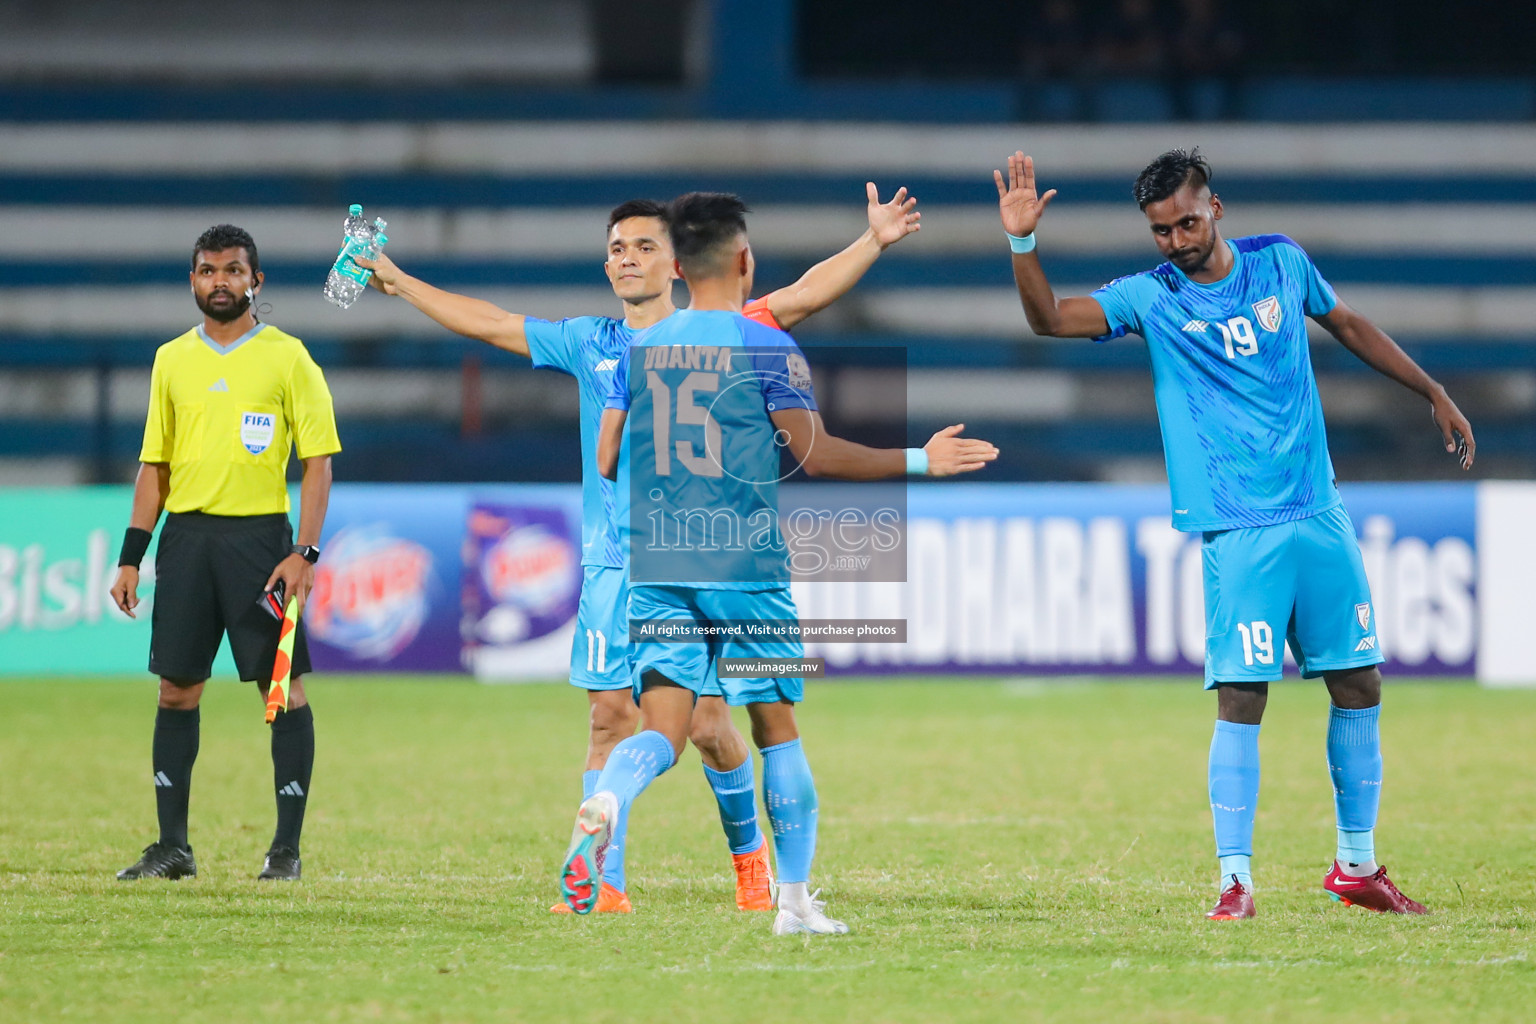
[361,184,921,913]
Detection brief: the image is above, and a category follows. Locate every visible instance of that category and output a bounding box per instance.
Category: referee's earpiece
[244,287,254,300]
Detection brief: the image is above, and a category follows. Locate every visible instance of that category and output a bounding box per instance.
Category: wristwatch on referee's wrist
[290,544,321,564]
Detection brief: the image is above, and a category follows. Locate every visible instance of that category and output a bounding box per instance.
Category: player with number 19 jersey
[1092,234,1379,687]
[1093,234,1340,533]
[995,147,1472,919]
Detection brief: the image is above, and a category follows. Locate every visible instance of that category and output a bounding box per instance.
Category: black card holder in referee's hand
[259,579,287,621]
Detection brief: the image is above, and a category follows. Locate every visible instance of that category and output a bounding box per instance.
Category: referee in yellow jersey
[110,224,340,882]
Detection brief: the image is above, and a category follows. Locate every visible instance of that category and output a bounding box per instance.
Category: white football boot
[772,886,849,935]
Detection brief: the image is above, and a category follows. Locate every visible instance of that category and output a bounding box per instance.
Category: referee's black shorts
[149,512,313,684]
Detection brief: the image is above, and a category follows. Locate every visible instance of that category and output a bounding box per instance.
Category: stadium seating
[3,120,1532,484]
[2,0,1533,484]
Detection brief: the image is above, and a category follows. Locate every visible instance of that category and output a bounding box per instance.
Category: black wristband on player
[118,527,153,568]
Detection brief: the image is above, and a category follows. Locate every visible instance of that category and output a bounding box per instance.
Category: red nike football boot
[1206,875,1255,920]
[1323,862,1428,914]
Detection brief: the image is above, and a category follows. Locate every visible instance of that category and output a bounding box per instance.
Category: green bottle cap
[348,204,363,216]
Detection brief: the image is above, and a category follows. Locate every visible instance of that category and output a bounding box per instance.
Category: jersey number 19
[1214,316,1259,360]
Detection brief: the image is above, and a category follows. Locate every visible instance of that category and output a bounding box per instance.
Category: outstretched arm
[1317,300,1476,469]
[357,253,530,357]
[770,409,997,480]
[762,183,921,330]
[994,151,1111,339]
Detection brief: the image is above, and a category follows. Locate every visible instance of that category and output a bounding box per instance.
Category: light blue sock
[582,769,599,800]
[1337,829,1375,868]
[1209,721,1260,889]
[704,758,764,855]
[1219,854,1253,890]
[761,739,818,885]
[593,729,675,820]
[1328,704,1382,867]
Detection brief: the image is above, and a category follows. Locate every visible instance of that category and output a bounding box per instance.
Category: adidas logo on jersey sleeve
[1181,320,1209,333]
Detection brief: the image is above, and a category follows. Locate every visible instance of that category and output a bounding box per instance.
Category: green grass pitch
[2,677,1533,1023]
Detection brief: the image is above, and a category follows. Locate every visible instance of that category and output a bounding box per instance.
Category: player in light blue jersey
[361,187,922,913]
[994,148,1475,920]
[562,193,998,934]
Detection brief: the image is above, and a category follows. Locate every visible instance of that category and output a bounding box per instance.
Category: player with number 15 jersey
[361,187,922,915]
[564,192,997,935]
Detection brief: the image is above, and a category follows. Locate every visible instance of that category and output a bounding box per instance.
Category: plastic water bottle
[323,204,389,309]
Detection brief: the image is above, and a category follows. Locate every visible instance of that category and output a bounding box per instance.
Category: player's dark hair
[666,192,749,278]
[1132,148,1213,210]
[191,224,259,273]
[607,199,668,233]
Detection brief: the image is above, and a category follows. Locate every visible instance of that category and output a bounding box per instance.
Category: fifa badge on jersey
[1355,602,1372,631]
[786,352,814,391]
[1252,296,1282,332]
[240,412,276,455]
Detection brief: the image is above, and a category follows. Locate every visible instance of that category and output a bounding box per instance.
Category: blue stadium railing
[3,252,1532,290]
[3,77,1533,124]
[6,415,1527,485]
[7,171,1534,207]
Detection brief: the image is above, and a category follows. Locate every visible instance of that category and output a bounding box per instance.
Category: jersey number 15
[647,370,723,478]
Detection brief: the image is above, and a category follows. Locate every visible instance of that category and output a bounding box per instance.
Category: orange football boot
[733,839,777,912]
[550,881,633,914]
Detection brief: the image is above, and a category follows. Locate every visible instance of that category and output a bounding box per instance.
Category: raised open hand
[994,151,1057,238]
[866,182,921,249]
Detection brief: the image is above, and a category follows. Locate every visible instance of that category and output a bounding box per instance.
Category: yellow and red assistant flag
[265,595,301,723]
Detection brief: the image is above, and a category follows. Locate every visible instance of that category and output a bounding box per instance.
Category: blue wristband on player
[905,448,929,476]
[1006,230,1037,254]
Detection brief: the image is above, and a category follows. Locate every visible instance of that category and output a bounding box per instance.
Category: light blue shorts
[1202,504,1383,687]
[627,584,804,706]
[567,564,632,691]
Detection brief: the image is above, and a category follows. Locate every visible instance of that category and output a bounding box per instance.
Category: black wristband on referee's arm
[118,527,152,569]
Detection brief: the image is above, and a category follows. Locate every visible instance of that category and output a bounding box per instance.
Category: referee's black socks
[269,703,314,853]
[153,706,200,850]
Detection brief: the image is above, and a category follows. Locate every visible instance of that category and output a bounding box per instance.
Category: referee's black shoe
[117,842,197,880]
[258,845,301,880]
